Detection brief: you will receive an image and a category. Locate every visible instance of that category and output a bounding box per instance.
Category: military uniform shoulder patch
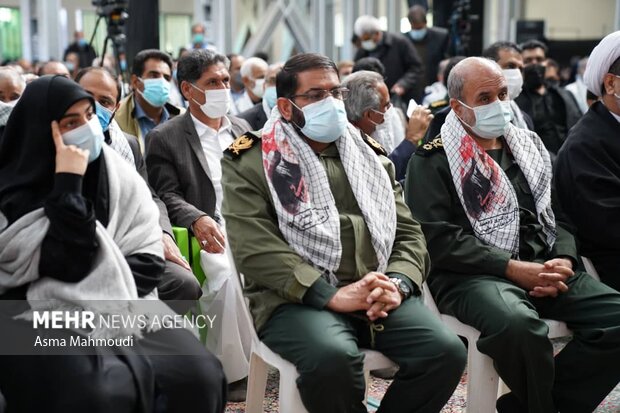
[361,133,387,156]
[430,99,448,109]
[224,131,261,159]
[415,136,444,157]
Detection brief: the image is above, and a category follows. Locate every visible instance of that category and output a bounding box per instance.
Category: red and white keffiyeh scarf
[261,108,396,285]
[440,111,556,256]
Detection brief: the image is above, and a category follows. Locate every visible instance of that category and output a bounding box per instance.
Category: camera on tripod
[92,0,129,39]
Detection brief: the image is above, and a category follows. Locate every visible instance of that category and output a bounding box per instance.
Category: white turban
[583,31,620,97]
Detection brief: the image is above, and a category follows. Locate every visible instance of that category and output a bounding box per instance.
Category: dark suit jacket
[409,27,450,87]
[354,31,424,102]
[145,111,251,229]
[238,103,268,131]
[124,134,173,236]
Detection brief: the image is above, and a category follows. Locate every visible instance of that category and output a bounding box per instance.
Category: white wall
[523,0,616,39]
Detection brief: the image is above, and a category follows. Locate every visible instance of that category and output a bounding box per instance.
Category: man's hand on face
[505,259,573,298]
[326,272,400,320]
[192,216,226,254]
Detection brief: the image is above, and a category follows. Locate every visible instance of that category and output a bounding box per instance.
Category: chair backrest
[581,256,601,281]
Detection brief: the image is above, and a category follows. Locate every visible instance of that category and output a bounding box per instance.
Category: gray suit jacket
[125,134,173,236]
[145,111,251,229]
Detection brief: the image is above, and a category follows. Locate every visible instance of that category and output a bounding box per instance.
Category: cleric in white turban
[555,30,620,291]
[583,30,620,97]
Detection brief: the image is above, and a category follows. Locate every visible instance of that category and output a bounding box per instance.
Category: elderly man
[115,49,182,151]
[0,67,25,132]
[238,62,283,130]
[222,52,466,413]
[342,70,432,181]
[555,31,620,291]
[353,15,424,103]
[405,56,620,413]
[146,50,252,401]
[232,56,268,114]
[75,66,201,311]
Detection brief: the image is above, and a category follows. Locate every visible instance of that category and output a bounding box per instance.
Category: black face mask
[523,64,546,91]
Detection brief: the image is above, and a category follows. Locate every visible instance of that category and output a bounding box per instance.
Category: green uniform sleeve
[382,157,430,290]
[222,150,326,304]
[404,153,512,277]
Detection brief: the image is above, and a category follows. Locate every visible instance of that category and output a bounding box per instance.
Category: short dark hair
[276,53,338,98]
[352,57,386,77]
[75,66,122,103]
[520,39,548,55]
[131,49,173,77]
[407,5,427,24]
[177,49,230,99]
[482,41,522,62]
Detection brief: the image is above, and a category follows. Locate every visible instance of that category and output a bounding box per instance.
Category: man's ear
[277,97,293,121]
[449,98,461,116]
[130,74,140,92]
[603,73,616,96]
[180,80,192,102]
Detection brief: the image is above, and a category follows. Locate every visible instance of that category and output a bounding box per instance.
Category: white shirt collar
[190,112,232,138]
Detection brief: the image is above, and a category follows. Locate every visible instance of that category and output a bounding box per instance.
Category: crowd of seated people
[1,12,620,413]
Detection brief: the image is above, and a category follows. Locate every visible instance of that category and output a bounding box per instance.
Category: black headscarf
[0,75,95,224]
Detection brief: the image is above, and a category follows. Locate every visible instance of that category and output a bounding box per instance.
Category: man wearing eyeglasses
[222,53,466,413]
[342,70,434,181]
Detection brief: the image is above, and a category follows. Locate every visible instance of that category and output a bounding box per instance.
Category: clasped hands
[326,272,401,321]
[506,258,575,298]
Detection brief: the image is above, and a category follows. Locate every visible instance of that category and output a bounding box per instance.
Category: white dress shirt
[190,114,235,215]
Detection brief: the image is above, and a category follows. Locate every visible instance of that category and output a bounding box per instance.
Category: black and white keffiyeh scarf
[261,108,396,286]
[440,111,556,256]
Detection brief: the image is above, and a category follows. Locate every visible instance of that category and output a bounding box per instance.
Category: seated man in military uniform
[221,52,466,413]
[405,56,620,413]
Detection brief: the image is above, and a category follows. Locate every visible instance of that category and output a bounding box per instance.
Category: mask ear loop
[287,99,306,130]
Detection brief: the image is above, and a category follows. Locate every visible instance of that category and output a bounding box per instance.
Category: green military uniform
[222,133,466,413]
[405,137,620,413]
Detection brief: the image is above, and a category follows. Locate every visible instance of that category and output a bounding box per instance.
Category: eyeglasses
[289,87,350,102]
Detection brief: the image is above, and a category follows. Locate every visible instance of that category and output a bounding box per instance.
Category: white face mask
[61,116,105,163]
[361,39,377,51]
[0,98,19,107]
[502,69,524,100]
[191,84,231,118]
[457,99,512,139]
[251,78,265,98]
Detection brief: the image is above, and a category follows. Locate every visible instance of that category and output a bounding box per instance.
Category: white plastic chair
[223,248,397,413]
[422,283,572,413]
[581,256,601,281]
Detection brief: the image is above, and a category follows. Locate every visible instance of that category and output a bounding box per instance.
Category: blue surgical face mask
[193,33,205,45]
[290,96,349,143]
[408,28,427,41]
[138,77,171,107]
[78,38,87,47]
[95,101,115,132]
[263,86,277,110]
[61,116,105,163]
[457,99,512,139]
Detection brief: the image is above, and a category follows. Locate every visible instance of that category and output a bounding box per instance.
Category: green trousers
[259,296,467,413]
[429,271,620,413]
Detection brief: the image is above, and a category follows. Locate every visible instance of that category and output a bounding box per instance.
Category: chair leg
[465,343,500,413]
[245,353,269,413]
[278,363,308,413]
[363,368,371,406]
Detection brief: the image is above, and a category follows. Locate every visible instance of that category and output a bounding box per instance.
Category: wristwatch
[389,277,411,300]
